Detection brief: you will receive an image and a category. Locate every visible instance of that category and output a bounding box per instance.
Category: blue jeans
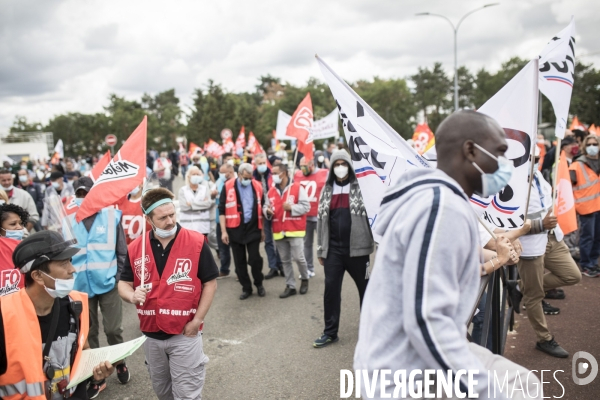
[216,224,231,274]
[578,211,600,270]
[263,218,282,271]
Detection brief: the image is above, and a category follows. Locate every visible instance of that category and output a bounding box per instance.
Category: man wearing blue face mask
[355,111,541,398]
[219,163,266,299]
[66,177,130,397]
[0,204,29,296]
[0,230,115,399]
[253,153,284,279]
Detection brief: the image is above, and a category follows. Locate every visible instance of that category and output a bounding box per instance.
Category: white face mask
[317,156,325,163]
[42,272,74,298]
[272,174,282,185]
[334,165,349,179]
[1,184,13,191]
[150,221,177,239]
[190,175,203,185]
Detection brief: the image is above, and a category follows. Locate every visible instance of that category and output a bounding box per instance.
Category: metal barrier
[468,264,518,355]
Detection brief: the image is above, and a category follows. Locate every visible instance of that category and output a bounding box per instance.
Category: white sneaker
[300,271,316,279]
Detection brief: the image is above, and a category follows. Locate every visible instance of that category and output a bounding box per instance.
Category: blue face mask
[130,186,140,196]
[2,228,24,241]
[74,198,84,206]
[219,173,227,180]
[51,181,61,189]
[257,165,267,174]
[241,178,252,187]
[586,145,599,157]
[472,143,515,198]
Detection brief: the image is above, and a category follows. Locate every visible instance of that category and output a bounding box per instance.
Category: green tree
[570,61,600,126]
[354,77,416,139]
[411,62,452,131]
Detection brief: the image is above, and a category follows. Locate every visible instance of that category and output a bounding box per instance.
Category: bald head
[436,110,508,197]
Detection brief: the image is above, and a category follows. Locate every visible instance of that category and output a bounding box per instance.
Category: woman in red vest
[0,204,29,296]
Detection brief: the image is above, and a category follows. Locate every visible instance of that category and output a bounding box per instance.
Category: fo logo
[572,351,598,385]
[167,259,193,285]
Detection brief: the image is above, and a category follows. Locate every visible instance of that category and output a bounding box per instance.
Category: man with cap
[66,177,129,398]
[118,187,218,400]
[41,171,74,229]
[0,230,114,399]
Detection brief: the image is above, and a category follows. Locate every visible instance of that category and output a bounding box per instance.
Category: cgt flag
[471,60,539,230]
[235,127,246,152]
[556,150,577,234]
[412,123,435,155]
[317,56,430,239]
[76,117,147,222]
[539,18,576,139]
[286,93,314,160]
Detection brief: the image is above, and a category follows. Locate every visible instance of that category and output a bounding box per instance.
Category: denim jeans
[263,217,282,271]
[578,211,600,270]
[216,224,231,274]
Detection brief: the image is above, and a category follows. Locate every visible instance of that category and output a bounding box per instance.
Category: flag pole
[140,177,147,306]
[551,139,562,215]
[282,147,299,222]
[523,141,537,220]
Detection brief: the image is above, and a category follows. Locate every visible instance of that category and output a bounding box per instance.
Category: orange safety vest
[224,179,263,229]
[0,290,89,400]
[569,160,600,215]
[267,182,307,240]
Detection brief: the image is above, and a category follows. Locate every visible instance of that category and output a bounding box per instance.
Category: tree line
[9,58,600,157]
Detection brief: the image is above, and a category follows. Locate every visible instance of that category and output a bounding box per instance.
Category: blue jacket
[69,207,122,297]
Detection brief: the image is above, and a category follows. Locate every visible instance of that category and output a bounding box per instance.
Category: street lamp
[416,3,499,112]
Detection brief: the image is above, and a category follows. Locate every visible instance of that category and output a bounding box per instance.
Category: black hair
[222,152,232,159]
[572,129,587,142]
[272,163,288,175]
[24,260,50,287]
[0,203,29,227]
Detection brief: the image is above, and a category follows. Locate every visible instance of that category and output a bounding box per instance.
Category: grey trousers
[276,237,308,289]
[88,285,124,349]
[144,332,209,400]
[304,220,317,273]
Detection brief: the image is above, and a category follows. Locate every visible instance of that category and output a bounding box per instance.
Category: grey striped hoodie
[354,168,499,399]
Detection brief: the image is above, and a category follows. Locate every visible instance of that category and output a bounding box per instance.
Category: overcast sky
[0,0,598,129]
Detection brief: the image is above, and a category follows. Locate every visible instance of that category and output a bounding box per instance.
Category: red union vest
[129,228,204,334]
[0,238,23,296]
[224,179,263,229]
[267,182,307,240]
[293,169,328,217]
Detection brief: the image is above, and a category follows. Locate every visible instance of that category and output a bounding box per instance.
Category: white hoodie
[354,168,500,399]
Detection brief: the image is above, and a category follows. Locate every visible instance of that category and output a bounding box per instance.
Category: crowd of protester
[1,124,598,399]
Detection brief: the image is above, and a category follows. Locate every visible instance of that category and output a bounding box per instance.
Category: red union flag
[235,126,246,152]
[286,93,314,160]
[75,116,147,222]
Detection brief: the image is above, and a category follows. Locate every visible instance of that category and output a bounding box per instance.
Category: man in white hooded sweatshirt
[354,111,542,399]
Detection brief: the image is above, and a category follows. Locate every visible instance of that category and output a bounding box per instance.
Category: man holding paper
[118,187,218,400]
[0,230,114,399]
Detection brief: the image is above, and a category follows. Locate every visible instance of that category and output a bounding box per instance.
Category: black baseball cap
[12,230,79,272]
[49,171,64,181]
[73,177,93,193]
